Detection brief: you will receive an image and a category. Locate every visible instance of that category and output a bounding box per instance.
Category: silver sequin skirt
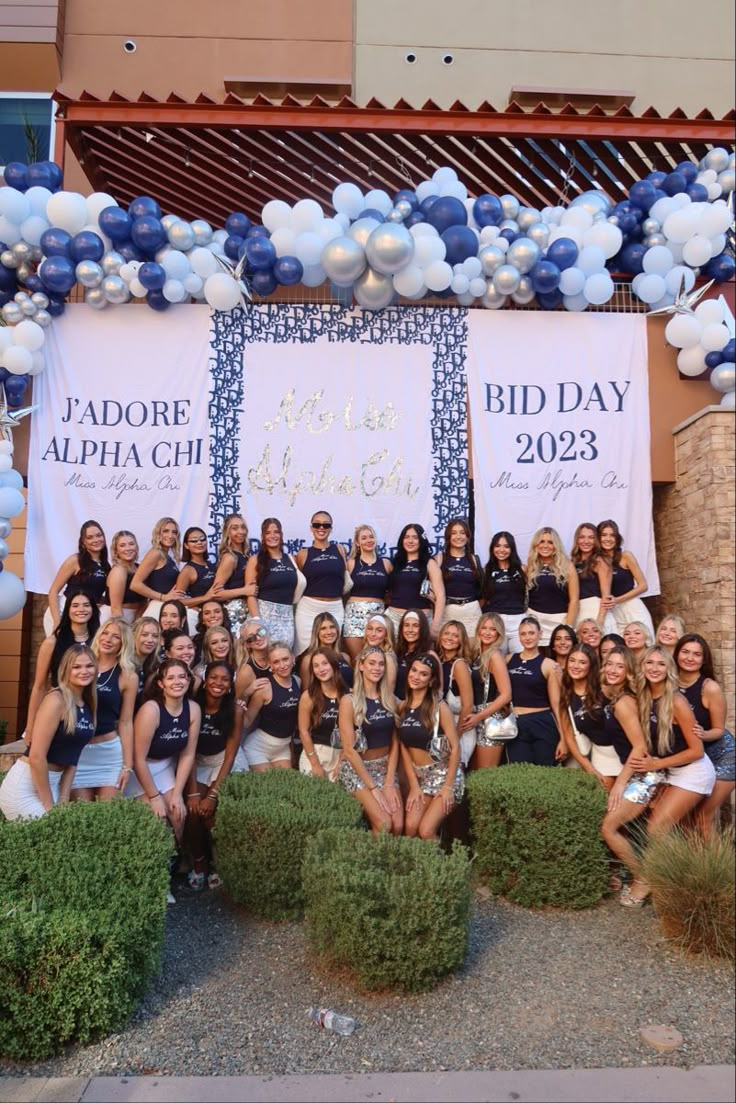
[622,769,664,805]
[258,598,295,650]
[343,600,385,638]
[225,599,250,638]
[338,754,394,793]
[705,729,735,782]
[414,760,465,802]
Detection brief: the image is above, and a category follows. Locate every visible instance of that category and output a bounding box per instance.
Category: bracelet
[368,785,377,791]
[121,766,132,773]
[208,788,219,800]
[306,751,318,759]
[146,790,162,800]
[187,792,201,800]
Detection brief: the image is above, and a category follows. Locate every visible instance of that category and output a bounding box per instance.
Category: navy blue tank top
[247,655,271,679]
[569,691,608,746]
[197,706,230,756]
[259,674,299,739]
[527,567,568,614]
[102,567,140,607]
[398,704,433,753]
[223,551,248,592]
[303,545,344,599]
[441,659,460,700]
[649,699,687,755]
[65,562,108,604]
[507,653,550,708]
[576,560,601,600]
[259,554,297,604]
[389,562,431,611]
[471,661,498,708]
[338,657,354,690]
[444,555,480,602]
[310,696,339,747]
[26,698,96,768]
[611,563,635,598]
[484,567,526,614]
[96,664,122,735]
[350,557,389,601]
[360,696,395,751]
[603,699,633,764]
[680,676,710,730]
[186,560,216,598]
[146,554,180,595]
[148,698,191,760]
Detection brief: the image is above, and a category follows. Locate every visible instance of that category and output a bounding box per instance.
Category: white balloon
[577,245,607,276]
[162,278,187,304]
[563,292,589,312]
[424,260,453,292]
[364,189,393,217]
[694,299,724,326]
[0,216,21,246]
[440,180,468,201]
[583,221,623,259]
[664,266,696,295]
[2,345,32,375]
[0,570,26,619]
[636,273,667,304]
[317,218,344,244]
[11,319,45,351]
[0,440,12,455]
[699,201,731,238]
[393,265,426,298]
[559,267,586,296]
[128,277,147,298]
[301,264,326,288]
[24,186,52,216]
[700,322,730,352]
[269,228,298,257]
[706,182,722,200]
[432,166,458,187]
[469,277,487,297]
[479,226,500,244]
[212,229,228,245]
[677,345,707,377]
[415,180,437,203]
[413,235,446,267]
[642,245,674,275]
[682,235,712,267]
[451,273,470,295]
[720,390,736,409]
[204,273,242,312]
[709,233,726,257]
[541,205,564,226]
[665,314,703,349]
[160,250,191,281]
[19,215,48,246]
[332,183,364,220]
[561,207,593,231]
[293,232,324,267]
[548,224,584,249]
[0,329,12,352]
[290,199,323,234]
[189,247,219,278]
[183,273,204,295]
[410,223,439,239]
[0,188,30,223]
[28,350,45,376]
[86,192,118,224]
[261,199,292,233]
[46,191,88,234]
[462,257,482,279]
[455,291,475,305]
[583,272,614,306]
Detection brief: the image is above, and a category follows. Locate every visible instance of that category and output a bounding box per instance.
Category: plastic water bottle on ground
[308,1007,356,1035]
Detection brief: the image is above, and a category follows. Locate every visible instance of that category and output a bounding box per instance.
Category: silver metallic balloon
[11,241,31,264]
[395,199,413,220]
[607,215,620,226]
[365,223,415,275]
[644,233,667,248]
[568,189,612,217]
[30,292,49,310]
[481,284,507,309]
[500,194,520,220]
[161,214,180,232]
[0,249,17,268]
[0,537,9,560]
[642,217,661,236]
[506,237,540,275]
[478,244,506,276]
[76,259,104,288]
[499,219,519,234]
[20,298,37,317]
[190,219,213,246]
[717,168,735,195]
[517,207,540,232]
[0,519,11,539]
[85,287,108,310]
[511,275,536,305]
[101,251,124,275]
[168,220,196,251]
[709,364,735,394]
[321,236,367,286]
[386,208,404,223]
[1,302,23,324]
[721,390,735,409]
[34,309,52,327]
[353,266,394,310]
[14,291,30,306]
[15,263,31,283]
[347,217,381,249]
[526,222,550,250]
[493,264,521,295]
[102,275,130,304]
[703,148,729,173]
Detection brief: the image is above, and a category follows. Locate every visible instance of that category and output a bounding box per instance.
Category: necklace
[97,664,118,690]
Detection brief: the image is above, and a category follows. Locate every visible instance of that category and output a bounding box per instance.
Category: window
[0,95,55,168]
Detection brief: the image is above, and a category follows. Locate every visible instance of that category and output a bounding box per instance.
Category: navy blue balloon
[546,237,579,271]
[0,368,7,383]
[394,188,419,210]
[40,227,72,258]
[5,375,29,406]
[250,269,278,296]
[419,196,439,214]
[405,211,426,227]
[676,161,698,184]
[138,262,166,291]
[44,161,63,191]
[619,242,647,275]
[98,206,133,242]
[499,228,517,245]
[646,171,668,188]
[128,196,162,220]
[722,338,735,364]
[224,234,244,261]
[703,252,736,283]
[0,292,10,307]
[628,179,657,212]
[2,162,28,191]
[441,224,478,265]
[40,254,76,294]
[24,274,44,293]
[0,264,15,292]
[686,183,709,202]
[46,298,66,317]
[617,211,638,235]
[26,162,54,190]
[246,224,270,239]
[245,235,277,271]
[425,197,467,234]
[662,172,687,197]
[537,289,564,310]
[146,290,170,312]
[357,208,385,223]
[273,255,303,286]
[704,350,724,369]
[70,230,105,263]
[116,240,145,263]
[131,215,166,254]
[530,260,561,294]
[225,212,251,237]
[473,194,503,227]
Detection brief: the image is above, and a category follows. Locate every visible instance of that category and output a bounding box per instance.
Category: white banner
[467,311,659,593]
[25,304,212,594]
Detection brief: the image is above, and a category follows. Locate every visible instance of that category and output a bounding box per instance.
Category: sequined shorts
[414,760,465,803]
[622,770,665,805]
[258,599,295,650]
[705,729,736,782]
[343,600,385,638]
[337,754,394,793]
[225,599,250,637]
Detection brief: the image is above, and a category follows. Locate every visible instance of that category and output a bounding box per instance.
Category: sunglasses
[245,628,267,643]
[312,522,332,530]
[414,655,435,669]
[188,535,207,543]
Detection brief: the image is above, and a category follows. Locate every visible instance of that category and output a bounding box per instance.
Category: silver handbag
[429,706,451,761]
[331,720,367,753]
[478,673,518,741]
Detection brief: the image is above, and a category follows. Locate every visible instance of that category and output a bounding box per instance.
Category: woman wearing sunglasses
[294,511,348,656]
[234,617,272,708]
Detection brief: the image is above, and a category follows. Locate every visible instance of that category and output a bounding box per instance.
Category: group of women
[1,510,731,909]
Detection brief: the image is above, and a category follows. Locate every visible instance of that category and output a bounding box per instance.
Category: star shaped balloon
[0,383,38,443]
[213,251,252,307]
[646,275,716,318]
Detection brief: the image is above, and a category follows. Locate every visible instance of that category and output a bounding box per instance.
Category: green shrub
[303,828,472,991]
[0,800,173,1059]
[642,827,735,961]
[214,770,364,920]
[467,765,609,908]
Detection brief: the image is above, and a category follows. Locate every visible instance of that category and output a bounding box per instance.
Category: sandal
[619,882,650,908]
[187,869,206,892]
[207,872,223,890]
[609,873,624,893]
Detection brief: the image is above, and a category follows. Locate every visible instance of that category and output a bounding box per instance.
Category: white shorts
[242,728,292,767]
[498,613,525,655]
[99,606,137,626]
[71,736,123,790]
[298,743,341,780]
[196,750,225,786]
[124,755,177,798]
[609,596,654,637]
[0,758,62,820]
[576,597,602,627]
[43,598,65,637]
[443,600,482,639]
[665,755,716,796]
[590,742,624,777]
[294,596,344,656]
[526,608,567,647]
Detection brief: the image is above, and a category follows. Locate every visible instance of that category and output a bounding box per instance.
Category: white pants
[0,758,61,820]
[498,613,524,655]
[294,596,344,656]
[242,728,292,767]
[443,600,482,639]
[609,596,654,637]
[526,608,568,648]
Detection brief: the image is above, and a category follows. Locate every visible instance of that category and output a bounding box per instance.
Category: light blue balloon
[0,470,23,491]
[0,569,26,619]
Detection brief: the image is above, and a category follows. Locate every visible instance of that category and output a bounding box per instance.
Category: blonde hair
[656,615,686,643]
[526,527,569,588]
[91,617,137,676]
[472,612,506,678]
[637,645,679,755]
[437,620,472,664]
[601,645,639,703]
[218,513,248,557]
[623,621,654,650]
[351,645,397,728]
[55,644,97,734]
[110,530,139,572]
[150,516,181,560]
[364,614,396,654]
[351,523,377,557]
[201,625,235,668]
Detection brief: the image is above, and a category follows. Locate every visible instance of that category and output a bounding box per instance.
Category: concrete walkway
[1,1067,734,1103]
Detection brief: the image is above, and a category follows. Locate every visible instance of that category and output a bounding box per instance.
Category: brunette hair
[674,633,717,682]
[597,519,623,567]
[440,518,481,586]
[560,644,604,717]
[571,522,603,578]
[256,517,284,587]
[397,653,442,733]
[396,609,432,660]
[306,647,347,730]
[77,520,111,578]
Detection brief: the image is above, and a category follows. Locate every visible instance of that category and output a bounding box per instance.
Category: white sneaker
[166,890,176,905]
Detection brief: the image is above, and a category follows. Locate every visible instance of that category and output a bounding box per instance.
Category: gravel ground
[3,880,733,1077]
